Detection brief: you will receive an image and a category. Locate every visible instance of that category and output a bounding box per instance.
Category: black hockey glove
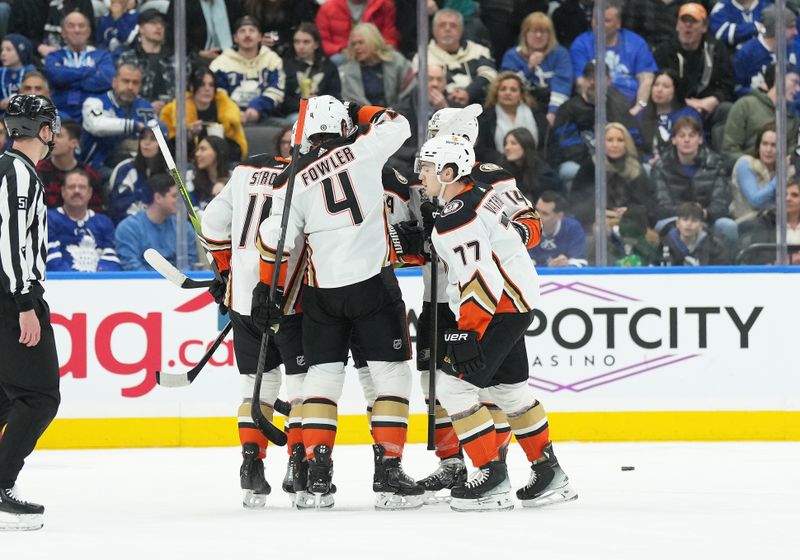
[511,221,530,246]
[388,220,425,257]
[251,282,284,333]
[344,101,362,129]
[208,270,229,315]
[420,200,439,239]
[443,329,485,378]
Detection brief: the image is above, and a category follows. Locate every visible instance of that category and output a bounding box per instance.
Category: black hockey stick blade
[144,248,214,289]
[156,321,233,387]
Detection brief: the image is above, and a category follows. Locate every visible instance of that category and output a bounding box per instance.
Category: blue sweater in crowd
[528,216,588,267]
[0,65,36,104]
[96,9,140,51]
[80,92,156,169]
[500,45,574,114]
[46,208,121,272]
[114,210,198,271]
[44,46,115,121]
[734,36,800,98]
[710,0,767,50]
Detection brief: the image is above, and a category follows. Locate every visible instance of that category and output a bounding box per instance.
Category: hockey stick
[249,98,310,445]
[156,321,233,387]
[144,248,214,289]
[427,242,438,451]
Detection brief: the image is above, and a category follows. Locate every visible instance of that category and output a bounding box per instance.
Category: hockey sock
[285,401,303,455]
[507,401,550,462]
[370,396,409,458]
[301,397,338,460]
[238,401,273,459]
[450,405,499,468]
[484,402,512,451]
[427,399,461,460]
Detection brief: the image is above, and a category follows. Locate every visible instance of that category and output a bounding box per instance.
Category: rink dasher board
[37,267,800,448]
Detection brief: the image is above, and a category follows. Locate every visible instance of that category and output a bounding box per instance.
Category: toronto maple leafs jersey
[258,107,411,289]
[431,182,540,338]
[46,207,120,272]
[201,154,302,315]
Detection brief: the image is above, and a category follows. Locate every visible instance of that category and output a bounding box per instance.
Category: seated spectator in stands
[187,136,230,210]
[95,0,138,52]
[118,9,175,115]
[46,168,120,272]
[274,124,292,158]
[281,23,341,121]
[622,0,683,53]
[570,1,657,111]
[81,63,156,171]
[37,118,103,211]
[733,6,799,99]
[241,0,319,57]
[730,122,792,223]
[710,0,766,51]
[161,67,248,162]
[529,190,587,267]
[340,23,416,108]
[571,122,655,231]
[500,11,573,125]
[501,127,562,202]
[18,71,51,97]
[45,11,115,121]
[10,0,95,58]
[550,60,643,189]
[654,3,734,151]
[638,69,703,162]
[661,201,728,265]
[738,180,800,263]
[651,116,738,256]
[115,173,198,270]
[210,16,285,125]
[723,65,800,168]
[414,8,497,107]
[552,0,593,48]
[610,204,661,266]
[1,35,37,113]
[476,72,547,164]
[316,0,399,65]
[166,0,242,62]
[108,127,167,223]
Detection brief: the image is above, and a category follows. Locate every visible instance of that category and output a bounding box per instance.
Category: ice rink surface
[4,442,798,559]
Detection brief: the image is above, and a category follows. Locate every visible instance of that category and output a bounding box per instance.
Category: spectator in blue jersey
[638,69,703,162]
[654,3,735,152]
[660,201,728,265]
[651,116,738,257]
[209,15,285,124]
[710,0,767,50]
[476,71,548,164]
[500,11,572,126]
[44,11,115,122]
[95,0,139,52]
[569,1,658,111]
[107,126,168,224]
[549,60,644,191]
[9,0,95,59]
[80,63,156,172]
[501,127,562,202]
[115,173,198,271]
[529,190,587,267]
[0,35,37,114]
[46,168,121,272]
[733,5,799,99]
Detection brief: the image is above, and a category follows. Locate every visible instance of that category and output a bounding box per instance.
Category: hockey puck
[621,466,635,471]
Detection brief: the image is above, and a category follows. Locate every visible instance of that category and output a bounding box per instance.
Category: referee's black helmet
[4,94,61,139]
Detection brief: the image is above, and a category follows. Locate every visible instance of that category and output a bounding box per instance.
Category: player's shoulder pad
[434,184,490,234]
[382,166,411,201]
[471,161,514,185]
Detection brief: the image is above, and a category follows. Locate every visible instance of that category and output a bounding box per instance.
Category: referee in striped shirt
[0,95,61,531]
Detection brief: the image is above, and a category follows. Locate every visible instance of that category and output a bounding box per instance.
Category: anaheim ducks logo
[441,199,463,216]
[479,163,502,172]
[393,168,408,184]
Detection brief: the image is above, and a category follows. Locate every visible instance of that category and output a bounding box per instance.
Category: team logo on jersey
[393,168,408,184]
[392,339,402,350]
[479,163,502,172]
[17,197,27,210]
[296,355,306,367]
[440,200,463,216]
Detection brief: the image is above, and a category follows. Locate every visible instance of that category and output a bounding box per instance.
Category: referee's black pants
[0,292,60,489]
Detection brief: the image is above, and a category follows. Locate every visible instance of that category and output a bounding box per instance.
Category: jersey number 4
[238,193,272,248]
[322,171,363,225]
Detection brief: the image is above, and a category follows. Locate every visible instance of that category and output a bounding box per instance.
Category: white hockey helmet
[417,134,475,182]
[304,95,349,140]
[427,105,481,145]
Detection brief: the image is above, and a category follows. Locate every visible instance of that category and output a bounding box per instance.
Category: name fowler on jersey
[299,146,356,187]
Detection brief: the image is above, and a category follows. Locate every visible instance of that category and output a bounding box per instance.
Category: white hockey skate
[0,487,44,531]
[517,443,578,508]
[450,461,514,512]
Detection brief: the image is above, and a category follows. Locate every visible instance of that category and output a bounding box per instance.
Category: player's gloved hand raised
[343,101,362,130]
[208,270,229,315]
[419,200,439,239]
[511,221,530,246]
[443,329,485,379]
[251,282,284,333]
[389,220,425,257]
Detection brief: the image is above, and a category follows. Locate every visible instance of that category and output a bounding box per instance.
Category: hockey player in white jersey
[254,95,424,510]
[416,134,577,511]
[201,152,308,508]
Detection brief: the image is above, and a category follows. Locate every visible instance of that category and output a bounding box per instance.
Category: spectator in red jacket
[315,0,400,64]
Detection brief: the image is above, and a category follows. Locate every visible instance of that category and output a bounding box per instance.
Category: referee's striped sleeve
[0,160,36,310]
